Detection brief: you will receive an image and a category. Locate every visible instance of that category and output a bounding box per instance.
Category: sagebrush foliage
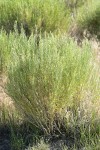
[0,0,70,35]
[76,0,100,38]
[0,1,100,149]
[5,32,99,133]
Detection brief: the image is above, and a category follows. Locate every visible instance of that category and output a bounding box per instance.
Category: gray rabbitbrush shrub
[7,32,99,134]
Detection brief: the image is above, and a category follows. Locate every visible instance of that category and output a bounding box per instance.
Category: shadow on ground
[0,121,83,150]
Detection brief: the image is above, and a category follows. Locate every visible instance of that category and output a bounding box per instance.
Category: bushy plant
[76,0,100,38]
[0,0,70,35]
[0,30,10,73]
[0,29,17,74]
[6,31,99,134]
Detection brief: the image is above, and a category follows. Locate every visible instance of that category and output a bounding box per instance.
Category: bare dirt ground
[0,74,14,114]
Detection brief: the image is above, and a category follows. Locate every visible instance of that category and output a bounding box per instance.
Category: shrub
[76,0,100,39]
[6,31,99,134]
[0,30,9,73]
[0,29,17,74]
[0,0,70,35]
